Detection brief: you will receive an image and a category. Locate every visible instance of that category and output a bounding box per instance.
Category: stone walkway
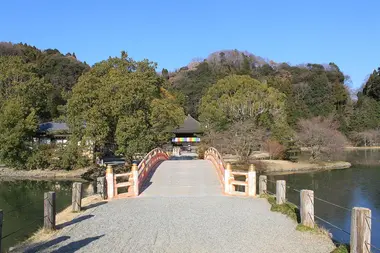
[23,160,335,253]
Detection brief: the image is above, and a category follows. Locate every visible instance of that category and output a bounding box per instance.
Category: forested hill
[0,42,90,121]
[167,50,380,138]
[1,43,380,170]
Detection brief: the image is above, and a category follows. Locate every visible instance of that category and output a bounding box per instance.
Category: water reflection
[0,180,90,252]
[266,149,380,249]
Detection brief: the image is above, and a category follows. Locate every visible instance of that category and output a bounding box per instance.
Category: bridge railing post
[224,163,232,194]
[350,207,371,253]
[300,190,314,228]
[0,209,3,250]
[259,175,267,195]
[106,165,114,200]
[132,163,139,196]
[97,176,107,199]
[276,180,286,204]
[44,191,56,231]
[248,164,256,197]
[72,182,83,212]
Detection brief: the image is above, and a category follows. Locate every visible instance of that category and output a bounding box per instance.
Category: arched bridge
[31,148,335,253]
[106,147,256,199]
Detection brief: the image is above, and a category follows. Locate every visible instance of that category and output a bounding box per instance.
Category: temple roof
[173,114,202,134]
[38,122,69,133]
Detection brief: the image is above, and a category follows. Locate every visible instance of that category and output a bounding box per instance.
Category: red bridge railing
[137,148,169,193]
[204,147,256,197]
[204,147,226,185]
[106,148,169,199]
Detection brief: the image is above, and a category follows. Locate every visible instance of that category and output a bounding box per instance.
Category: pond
[266,149,380,250]
[0,180,91,252]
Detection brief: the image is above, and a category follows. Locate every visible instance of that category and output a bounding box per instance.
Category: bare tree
[262,139,284,160]
[296,117,347,161]
[203,121,265,163]
[350,130,380,147]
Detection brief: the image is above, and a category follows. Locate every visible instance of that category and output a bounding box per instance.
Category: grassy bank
[260,194,349,253]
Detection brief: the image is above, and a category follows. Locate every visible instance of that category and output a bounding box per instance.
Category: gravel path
[24,160,335,253]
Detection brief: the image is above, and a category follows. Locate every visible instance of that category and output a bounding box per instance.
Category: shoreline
[0,167,90,181]
[345,146,380,150]
[259,160,351,175]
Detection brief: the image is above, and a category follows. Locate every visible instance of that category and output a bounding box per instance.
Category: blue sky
[1,0,379,88]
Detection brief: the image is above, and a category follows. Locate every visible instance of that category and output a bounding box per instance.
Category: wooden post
[224,163,232,194]
[300,190,314,228]
[106,165,114,200]
[350,207,371,253]
[248,164,256,197]
[72,182,83,212]
[97,176,107,199]
[132,163,139,196]
[259,175,267,195]
[0,209,3,251]
[276,180,286,205]
[44,191,56,230]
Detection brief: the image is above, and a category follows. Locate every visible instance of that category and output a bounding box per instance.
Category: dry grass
[260,160,351,173]
[10,195,106,252]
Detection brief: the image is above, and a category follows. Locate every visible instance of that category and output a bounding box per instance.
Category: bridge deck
[140,160,222,197]
[25,160,335,253]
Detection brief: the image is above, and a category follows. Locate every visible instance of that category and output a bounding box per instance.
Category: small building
[36,122,70,145]
[172,114,202,150]
[35,122,94,160]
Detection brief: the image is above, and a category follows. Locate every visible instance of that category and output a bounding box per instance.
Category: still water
[0,180,90,252]
[267,149,380,250]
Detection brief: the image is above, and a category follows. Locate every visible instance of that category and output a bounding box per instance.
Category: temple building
[172,114,202,150]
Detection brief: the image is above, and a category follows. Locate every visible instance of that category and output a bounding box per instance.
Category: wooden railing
[259,176,377,252]
[137,148,169,193]
[204,147,226,185]
[106,148,169,199]
[204,147,256,197]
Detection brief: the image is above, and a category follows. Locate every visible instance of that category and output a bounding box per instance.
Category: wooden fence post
[259,175,267,195]
[106,165,114,200]
[224,163,232,194]
[97,177,107,199]
[72,182,83,212]
[276,180,286,205]
[248,164,256,197]
[132,163,139,196]
[300,190,314,228]
[0,209,3,251]
[350,207,371,253]
[44,191,56,230]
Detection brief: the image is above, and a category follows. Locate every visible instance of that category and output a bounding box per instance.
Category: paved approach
[25,160,335,253]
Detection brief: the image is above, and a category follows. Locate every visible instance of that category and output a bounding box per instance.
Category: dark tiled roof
[173,115,202,134]
[38,122,69,133]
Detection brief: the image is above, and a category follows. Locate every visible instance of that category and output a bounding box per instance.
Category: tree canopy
[67,52,185,161]
[199,75,286,130]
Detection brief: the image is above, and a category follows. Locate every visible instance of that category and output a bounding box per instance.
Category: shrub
[51,142,90,170]
[26,145,53,170]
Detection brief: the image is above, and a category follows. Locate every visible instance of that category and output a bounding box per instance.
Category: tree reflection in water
[0,180,90,252]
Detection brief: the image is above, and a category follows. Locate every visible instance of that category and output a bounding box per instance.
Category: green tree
[199,75,287,130]
[67,52,185,162]
[161,68,169,80]
[0,99,37,168]
[363,68,380,100]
